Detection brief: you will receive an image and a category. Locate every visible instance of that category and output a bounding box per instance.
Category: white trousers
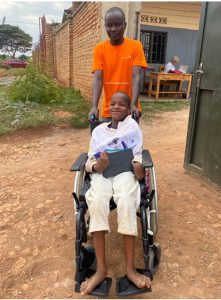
[85,172,140,236]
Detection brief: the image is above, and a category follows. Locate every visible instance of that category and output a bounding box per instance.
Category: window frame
[140,29,168,64]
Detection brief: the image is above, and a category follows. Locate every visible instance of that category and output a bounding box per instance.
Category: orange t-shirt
[92,38,147,118]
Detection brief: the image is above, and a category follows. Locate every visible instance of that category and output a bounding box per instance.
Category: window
[140,30,167,64]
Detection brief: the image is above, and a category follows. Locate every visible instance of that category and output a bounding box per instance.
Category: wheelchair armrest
[142,150,153,168]
[70,153,88,172]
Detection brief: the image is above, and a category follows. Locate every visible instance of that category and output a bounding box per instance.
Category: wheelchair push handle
[89,113,97,123]
[132,111,140,123]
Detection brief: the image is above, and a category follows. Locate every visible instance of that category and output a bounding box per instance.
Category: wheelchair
[70,117,161,297]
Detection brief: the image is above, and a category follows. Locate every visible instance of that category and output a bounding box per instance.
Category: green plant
[0,64,11,70]
[1,67,26,76]
[7,65,64,104]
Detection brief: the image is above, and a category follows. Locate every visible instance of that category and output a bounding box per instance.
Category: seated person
[80,91,151,295]
[164,56,180,73]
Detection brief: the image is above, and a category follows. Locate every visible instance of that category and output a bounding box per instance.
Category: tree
[0,24,32,58]
[19,54,28,61]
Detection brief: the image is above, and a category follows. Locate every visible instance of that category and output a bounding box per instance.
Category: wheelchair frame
[71,149,161,297]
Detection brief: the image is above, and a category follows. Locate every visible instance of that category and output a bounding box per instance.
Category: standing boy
[89,7,147,121]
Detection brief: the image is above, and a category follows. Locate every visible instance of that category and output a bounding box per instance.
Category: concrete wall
[140,24,199,73]
[101,2,141,40]
[141,2,201,30]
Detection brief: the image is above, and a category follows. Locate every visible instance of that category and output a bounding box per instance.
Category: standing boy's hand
[92,152,110,173]
[88,107,99,121]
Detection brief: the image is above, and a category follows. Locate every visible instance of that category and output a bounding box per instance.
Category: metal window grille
[140,30,167,64]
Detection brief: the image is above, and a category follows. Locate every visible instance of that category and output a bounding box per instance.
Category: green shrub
[1,67,26,76]
[7,66,64,104]
[0,64,11,69]
[61,87,91,128]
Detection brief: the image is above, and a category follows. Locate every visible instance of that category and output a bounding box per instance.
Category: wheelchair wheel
[80,245,97,271]
[73,169,86,211]
[147,166,158,236]
[73,169,90,231]
[148,242,161,275]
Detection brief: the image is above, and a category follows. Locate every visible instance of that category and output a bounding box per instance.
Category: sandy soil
[0,108,221,299]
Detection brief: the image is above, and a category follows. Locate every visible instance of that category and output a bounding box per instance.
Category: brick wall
[70,2,101,100]
[35,2,102,100]
[54,23,70,85]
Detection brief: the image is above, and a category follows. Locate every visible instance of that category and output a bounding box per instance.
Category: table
[148,72,193,99]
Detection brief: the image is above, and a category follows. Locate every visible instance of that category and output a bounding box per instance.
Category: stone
[36,203,44,209]
[12,257,26,274]
[21,283,29,291]
[53,215,63,222]
[202,277,220,288]
[212,223,221,229]
[164,248,172,258]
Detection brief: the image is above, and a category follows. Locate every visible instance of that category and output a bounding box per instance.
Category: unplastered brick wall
[35,2,102,101]
[54,23,70,85]
[70,2,102,100]
[44,24,54,76]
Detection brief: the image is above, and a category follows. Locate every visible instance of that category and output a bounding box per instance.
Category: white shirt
[164,61,175,73]
[85,115,143,173]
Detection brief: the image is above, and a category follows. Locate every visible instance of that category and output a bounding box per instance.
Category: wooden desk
[148,72,193,99]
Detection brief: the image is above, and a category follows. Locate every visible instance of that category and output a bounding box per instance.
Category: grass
[0,86,91,135]
[140,99,190,122]
[0,67,27,77]
[0,80,190,136]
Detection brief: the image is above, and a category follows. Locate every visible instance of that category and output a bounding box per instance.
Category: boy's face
[110,94,130,122]
[105,12,126,44]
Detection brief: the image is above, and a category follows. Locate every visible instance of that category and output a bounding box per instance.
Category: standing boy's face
[110,94,130,122]
[105,12,126,44]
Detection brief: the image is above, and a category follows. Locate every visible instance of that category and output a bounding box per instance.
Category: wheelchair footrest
[90,277,112,297]
[116,269,152,297]
[75,276,112,297]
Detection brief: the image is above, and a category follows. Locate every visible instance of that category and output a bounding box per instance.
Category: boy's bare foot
[80,270,107,296]
[126,269,151,289]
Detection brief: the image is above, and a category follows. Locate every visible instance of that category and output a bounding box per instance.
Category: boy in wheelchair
[80,91,151,295]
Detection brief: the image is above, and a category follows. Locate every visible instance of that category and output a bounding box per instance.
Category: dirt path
[0,109,221,299]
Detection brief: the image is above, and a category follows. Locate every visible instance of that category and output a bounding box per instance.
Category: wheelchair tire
[74,170,90,233]
[73,169,86,211]
[148,243,161,275]
[148,167,158,236]
[80,245,97,271]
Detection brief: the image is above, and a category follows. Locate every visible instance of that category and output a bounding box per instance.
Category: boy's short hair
[112,91,131,106]
[105,7,126,22]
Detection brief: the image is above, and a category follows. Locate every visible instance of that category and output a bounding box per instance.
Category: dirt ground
[0,108,221,299]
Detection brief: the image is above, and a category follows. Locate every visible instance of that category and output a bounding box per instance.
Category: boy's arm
[89,45,104,119]
[85,132,109,173]
[89,70,103,119]
[131,65,142,116]
[131,124,145,180]
[85,152,109,173]
[131,42,148,116]
[132,124,143,164]
[132,162,145,180]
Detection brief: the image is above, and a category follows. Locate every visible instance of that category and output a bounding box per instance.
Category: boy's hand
[93,152,110,173]
[131,105,141,119]
[88,107,98,121]
[132,162,145,180]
